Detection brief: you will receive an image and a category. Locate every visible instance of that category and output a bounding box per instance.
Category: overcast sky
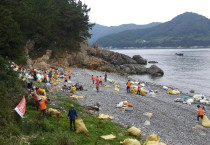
[81,0,210,26]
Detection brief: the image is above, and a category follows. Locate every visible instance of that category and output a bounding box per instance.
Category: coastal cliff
[28,40,163,76]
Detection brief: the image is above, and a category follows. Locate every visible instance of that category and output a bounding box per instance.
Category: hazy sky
[81,0,210,26]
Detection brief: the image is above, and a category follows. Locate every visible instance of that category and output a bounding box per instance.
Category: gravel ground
[63,68,210,145]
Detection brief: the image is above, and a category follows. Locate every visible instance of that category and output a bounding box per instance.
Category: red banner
[14,96,26,118]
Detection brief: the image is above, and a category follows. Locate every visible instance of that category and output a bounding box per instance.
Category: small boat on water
[176,53,184,56]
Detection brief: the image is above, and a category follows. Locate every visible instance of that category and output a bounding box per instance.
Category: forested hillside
[88,22,161,46]
[0,0,93,63]
[97,12,210,48]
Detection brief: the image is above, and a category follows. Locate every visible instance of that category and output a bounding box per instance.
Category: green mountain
[88,22,161,46]
[97,12,210,48]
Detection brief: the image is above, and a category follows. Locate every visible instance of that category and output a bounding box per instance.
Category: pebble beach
[59,68,210,145]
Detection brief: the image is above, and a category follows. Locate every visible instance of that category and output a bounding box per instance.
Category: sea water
[113,48,210,97]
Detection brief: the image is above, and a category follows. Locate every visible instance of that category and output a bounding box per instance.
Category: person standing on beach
[137,82,141,95]
[99,76,103,85]
[96,81,99,92]
[197,105,204,121]
[104,73,107,82]
[92,75,95,84]
[43,72,47,83]
[65,76,68,82]
[96,76,99,82]
[67,104,78,131]
[126,80,131,93]
[68,71,71,80]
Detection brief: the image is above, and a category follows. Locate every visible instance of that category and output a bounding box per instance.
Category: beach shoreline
[67,68,210,145]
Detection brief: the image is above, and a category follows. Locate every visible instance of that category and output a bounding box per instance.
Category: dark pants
[127,87,130,93]
[105,77,107,82]
[34,75,37,81]
[137,90,140,95]
[197,115,203,121]
[70,119,75,131]
[92,80,94,84]
[41,109,46,116]
[99,81,102,85]
[96,87,99,92]
[44,78,47,83]
[69,76,71,79]
[36,100,41,110]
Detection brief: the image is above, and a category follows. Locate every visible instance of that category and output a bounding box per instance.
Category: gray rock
[147,65,164,76]
[132,55,147,65]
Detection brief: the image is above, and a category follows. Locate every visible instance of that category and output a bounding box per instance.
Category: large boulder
[132,55,147,65]
[121,64,147,74]
[147,65,164,76]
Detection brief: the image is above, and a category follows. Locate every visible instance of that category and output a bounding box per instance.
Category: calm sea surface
[113,48,210,97]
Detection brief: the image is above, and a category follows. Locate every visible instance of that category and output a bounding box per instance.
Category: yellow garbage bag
[112,81,117,84]
[53,74,58,79]
[167,89,180,95]
[103,84,110,87]
[143,134,160,145]
[123,138,141,145]
[56,79,63,82]
[202,115,210,127]
[38,95,47,100]
[75,119,88,134]
[98,114,113,119]
[100,134,116,140]
[48,108,63,117]
[70,86,76,94]
[127,126,141,137]
[114,85,119,91]
[70,95,84,99]
[37,79,42,83]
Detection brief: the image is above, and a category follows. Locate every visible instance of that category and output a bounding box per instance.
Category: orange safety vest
[197,108,204,116]
[96,77,99,82]
[44,73,47,78]
[68,72,71,76]
[65,76,67,80]
[50,77,53,81]
[138,84,141,90]
[127,81,131,87]
[30,67,33,72]
[96,81,99,87]
[100,77,102,81]
[33,94,40,102]
[39,100,47,110]
[92,76,95,80]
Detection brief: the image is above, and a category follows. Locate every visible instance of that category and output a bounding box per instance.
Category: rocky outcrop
[132,55,147,65]
[29,40,164,76]
[147,65,164,77]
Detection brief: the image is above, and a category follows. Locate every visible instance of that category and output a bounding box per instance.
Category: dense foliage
[0,56,27,144]
[0,0,93,62]
[97,12,210,48]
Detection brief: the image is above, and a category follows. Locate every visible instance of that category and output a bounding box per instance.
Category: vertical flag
[14,96,26,118]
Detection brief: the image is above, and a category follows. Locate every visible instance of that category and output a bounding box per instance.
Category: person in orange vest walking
[126,80,131,93]
[65,76,68,82]
[96,76,99,82]
[96,81,99,92]
[137,82,141,95]
[43,72,47,83]
[39,99,48,116]
[68,71,71,80]
[99,76,103,85]
[92,75,95,84]
[197,105,205,121]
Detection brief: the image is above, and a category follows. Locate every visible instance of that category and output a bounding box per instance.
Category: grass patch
[16,91,142,145]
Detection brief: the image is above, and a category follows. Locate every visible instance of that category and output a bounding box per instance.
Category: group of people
[92,73,107,92]
[126,80,141,95]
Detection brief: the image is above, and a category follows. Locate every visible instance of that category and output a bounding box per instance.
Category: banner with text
[14,96,26,118]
